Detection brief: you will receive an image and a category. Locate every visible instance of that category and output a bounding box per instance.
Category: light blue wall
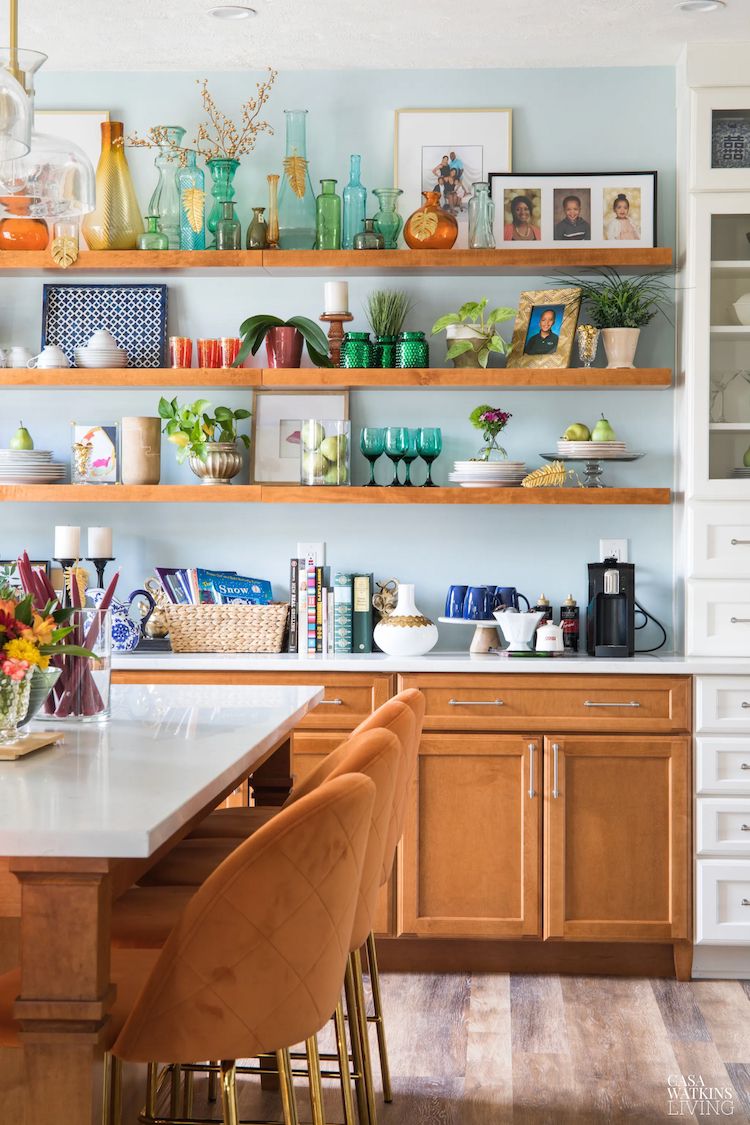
[1,66,677,649]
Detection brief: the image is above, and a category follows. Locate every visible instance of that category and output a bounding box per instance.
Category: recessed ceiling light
[207,4,257,19]
[674,0,725,11]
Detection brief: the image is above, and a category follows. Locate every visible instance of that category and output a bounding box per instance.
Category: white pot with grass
[601,327,641,369]
[432,298,516,370]
[569,268,670,371]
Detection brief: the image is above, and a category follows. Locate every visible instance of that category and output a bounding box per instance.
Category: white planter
[601,327,640,369]
[446,323,486,368]
[733,293,750,326]
[373,583,438,657]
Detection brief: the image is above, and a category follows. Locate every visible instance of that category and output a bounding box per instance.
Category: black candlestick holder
[86,557,115,590]
[53,558,77,608]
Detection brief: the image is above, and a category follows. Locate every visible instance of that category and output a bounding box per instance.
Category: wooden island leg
[251,736,293,807]
[673,940,693,982]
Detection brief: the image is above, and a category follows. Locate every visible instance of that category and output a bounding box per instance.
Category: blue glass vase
[278,110,316,250]
[342,154,366,251]
[177,150,206,251]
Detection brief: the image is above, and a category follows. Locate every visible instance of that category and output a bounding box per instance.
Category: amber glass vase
[404,191,458,250]
[82,121,144,251]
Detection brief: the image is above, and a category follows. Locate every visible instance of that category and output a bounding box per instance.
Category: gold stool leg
[306,1035,326,1125]
[344,959,370,1125]
[276,1048,300,1125]
[169,1063,182,1116]
[220,1060,240,1125]
[208,1060,218,1103]
[101,1050,112,1125]
[110,1055,123,1125]
[351,950,378,1125]
[145,1062,158,1119]
[334,999,356,1125]
[182,1069,194,1118]
[366,932,393,1102]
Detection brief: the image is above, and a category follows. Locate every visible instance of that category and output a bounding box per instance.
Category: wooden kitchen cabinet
[543,735,690,943]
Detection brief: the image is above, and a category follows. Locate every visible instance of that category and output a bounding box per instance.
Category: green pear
[324,463,348,485]
[743,445,750,468]
[591,414,617,442]
[320,434,347,462]
[301,450,327,479]
[9,421,33,450]
[300,420,325,451]
[562,423,591,441]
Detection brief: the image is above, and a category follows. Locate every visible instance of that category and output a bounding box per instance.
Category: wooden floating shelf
[0,484,671,505]
[0,247,673,274]
[0,366,672,389]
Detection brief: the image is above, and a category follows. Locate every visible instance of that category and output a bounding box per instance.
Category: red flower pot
[265,326,304,368]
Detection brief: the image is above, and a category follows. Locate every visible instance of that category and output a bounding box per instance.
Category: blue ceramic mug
[463,585,491,620]
[444,584,468,618]
[494,586,531,612]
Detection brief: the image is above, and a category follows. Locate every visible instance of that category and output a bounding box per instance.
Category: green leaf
[239,313,284,337]
[488,334,508,354]
[431,313,461,334]
[307,345,333,369]
[233,408,251,420]
[477,347,490,368]
[190,399,211,416]
[158,397,174,420]
[232,336,254,367]
[239,434,251,449]
[458,301,482,322]
[165,419,180,435]
[287,316,331,357]
[214,406,234,421]
[486,306,517,326]
[446,339,474,359]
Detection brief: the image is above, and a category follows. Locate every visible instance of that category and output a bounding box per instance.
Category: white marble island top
[0,683,323,859]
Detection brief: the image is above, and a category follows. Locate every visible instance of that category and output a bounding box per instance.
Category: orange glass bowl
[403,191,458,250]
[0,217,49,250]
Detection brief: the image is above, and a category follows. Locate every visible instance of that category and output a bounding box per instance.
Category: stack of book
[287,543,373,656]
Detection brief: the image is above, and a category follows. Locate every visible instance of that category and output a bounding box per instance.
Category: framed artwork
[71,423,118,484]
[395,108,512,249]
[251,391,349,483]
[42,283,168,368]
[488,172,657,249]
[0,560,49,589]
[507,288,582,370]
[692,86,750,190]
[35,111,109,250]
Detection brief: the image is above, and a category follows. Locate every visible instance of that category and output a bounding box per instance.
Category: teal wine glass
[384,426,408,486]
[417,426,442,487]
[360,427,385,486]
[401,428,419,487]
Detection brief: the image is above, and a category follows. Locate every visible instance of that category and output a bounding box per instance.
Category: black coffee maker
[586,558,635,658]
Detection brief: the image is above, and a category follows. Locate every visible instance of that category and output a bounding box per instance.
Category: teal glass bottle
[137,215,169,251]
[206,157,240,248]
[316,179,341,250]
[216,201,241,250]
[278,110,316,250]
[177,150,206,251]
[372,188,403,250]
[342,154,366,250]
[147,125,184,250]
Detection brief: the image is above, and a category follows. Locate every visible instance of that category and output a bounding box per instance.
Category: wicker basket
[164,603,289,653]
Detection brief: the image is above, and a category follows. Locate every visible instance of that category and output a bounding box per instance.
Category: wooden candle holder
[320,312,353,368]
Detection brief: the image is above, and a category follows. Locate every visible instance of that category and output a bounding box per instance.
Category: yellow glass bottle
[82,121,144,251]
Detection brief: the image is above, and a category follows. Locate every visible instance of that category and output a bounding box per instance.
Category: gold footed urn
[188,442,243,485]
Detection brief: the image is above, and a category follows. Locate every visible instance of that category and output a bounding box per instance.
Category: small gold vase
[82,121,144,251]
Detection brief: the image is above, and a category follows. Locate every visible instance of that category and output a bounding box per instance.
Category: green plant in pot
[159,397,251,484]
[431,298,515,368]
[365,289,413,368]
[564,267,671,369]
[234,315,332,370]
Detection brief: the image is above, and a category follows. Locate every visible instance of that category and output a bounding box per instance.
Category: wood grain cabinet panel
[543,735,690,942]
[401,734,541,938]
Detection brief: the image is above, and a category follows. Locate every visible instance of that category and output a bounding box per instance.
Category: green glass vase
[278,110,316,250]
[216,200,241,250]
[340,331,374,369]
[137,214,169,250]
[374,334,397,368]
[246,206,268,249]
[353,217,384,250]
[372,188,403,249]
[316,178,341,250]
[396,331,429,368]
[206,157,239,248]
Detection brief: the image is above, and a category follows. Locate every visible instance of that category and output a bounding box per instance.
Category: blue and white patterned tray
[42,283,168,368]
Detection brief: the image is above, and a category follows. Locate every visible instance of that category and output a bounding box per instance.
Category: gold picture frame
[507,287,582,370]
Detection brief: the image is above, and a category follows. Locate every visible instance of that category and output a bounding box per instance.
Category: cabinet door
[544,735,690,942]
[401,734,541,938]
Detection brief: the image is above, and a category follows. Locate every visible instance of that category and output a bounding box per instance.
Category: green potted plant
[159,397,251,484]
[233,315,332,369]
[431,298,515,368]
[365,289,413,368]
[566,267,671,369]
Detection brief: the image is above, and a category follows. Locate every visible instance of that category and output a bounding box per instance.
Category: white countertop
[0,683,323,858]
[113,651,750,676]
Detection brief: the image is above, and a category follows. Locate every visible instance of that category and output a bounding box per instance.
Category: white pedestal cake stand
[438,616,502,656]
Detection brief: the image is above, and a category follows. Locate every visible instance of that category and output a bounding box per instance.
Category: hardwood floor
[151,971,750,1124]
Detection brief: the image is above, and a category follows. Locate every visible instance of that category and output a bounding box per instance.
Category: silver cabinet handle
[743,763,750,770]
[731,539,750,545]
[448,698,504,706]
[584,700,641,708]
[743,899,750,907]
[742,825,750,832]
[528,743,536,799]
[742,703,750,709]
[552,742,560,799]
[319,698,344,705]
[731,618,750,624]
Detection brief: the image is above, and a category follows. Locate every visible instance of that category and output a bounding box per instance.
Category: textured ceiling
[10,0,750,70]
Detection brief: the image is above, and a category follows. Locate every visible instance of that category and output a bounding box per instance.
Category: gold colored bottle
[82,121,144,250]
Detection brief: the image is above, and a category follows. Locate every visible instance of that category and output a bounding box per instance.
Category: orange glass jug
[403,191,458,250]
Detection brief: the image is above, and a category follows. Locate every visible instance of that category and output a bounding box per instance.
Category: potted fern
[365,290,413,368]
[567,267,671,369]
[233,315,332,369]
[431,298,515,368]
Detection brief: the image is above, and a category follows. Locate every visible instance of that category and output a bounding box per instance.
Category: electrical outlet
[600,538,628,562]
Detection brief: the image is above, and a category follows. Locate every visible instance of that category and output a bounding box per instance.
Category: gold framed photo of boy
[487,172,656,249]
[507,287,582,369]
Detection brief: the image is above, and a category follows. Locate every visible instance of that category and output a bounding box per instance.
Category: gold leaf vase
[404,191,458,250]
[82,121,144,251]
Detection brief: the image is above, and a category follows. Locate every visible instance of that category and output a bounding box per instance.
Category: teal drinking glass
[401,428,419,487]
[417,426,442,487]
[360,427,385,487]
[384,426,408,487]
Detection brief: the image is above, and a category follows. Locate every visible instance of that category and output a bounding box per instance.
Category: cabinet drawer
[697,798,750,855]
[696,737,750,793]
[687,580,750,656]
[696,677,750,733]
[688,502,750,578]
[398,674,690,732]
[696,860,750,944]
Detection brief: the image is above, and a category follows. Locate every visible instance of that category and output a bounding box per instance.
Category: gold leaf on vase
[283,154,308,199]
[521,461,569,488]
[50,236,79,269]
[181,187,205,233]
[409,210,439,241]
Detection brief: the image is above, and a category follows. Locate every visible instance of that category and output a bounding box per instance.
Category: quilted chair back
[113,773,375,1064]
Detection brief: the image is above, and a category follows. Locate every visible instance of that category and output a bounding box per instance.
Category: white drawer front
[696,676,750,732]
[696,860,750,944]
[696,737,750,793]
[697,798,750,855]
[687,581,750,656]
[688,502,750,579]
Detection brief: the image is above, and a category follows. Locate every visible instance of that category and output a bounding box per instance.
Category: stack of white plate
[730,467,750,478]
[74,329,128,369]
[450,460,527,487]
[556,440,628,459]
[0,449,67,484]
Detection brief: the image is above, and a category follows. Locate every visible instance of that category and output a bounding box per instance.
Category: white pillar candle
[54,525,80,559]
[87,526,113,558]
[324,281,349,314]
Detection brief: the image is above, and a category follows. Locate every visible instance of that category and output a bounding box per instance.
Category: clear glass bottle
[177,150,206,251]
[316,178,341,250]
[372,188,403,250]
[277,110,316,250]
[342,154,366,250]
[137,214,169,251]
[468,181,496,249]
[147,125,184,250]
[247,206,268,249]
[216,201,241,250]
[81,121,144,250]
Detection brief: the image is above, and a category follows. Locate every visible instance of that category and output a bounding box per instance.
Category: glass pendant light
[0,0,31,160]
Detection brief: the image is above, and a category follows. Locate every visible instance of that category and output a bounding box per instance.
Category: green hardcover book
[334,573,353,654]
[352,573,373,654]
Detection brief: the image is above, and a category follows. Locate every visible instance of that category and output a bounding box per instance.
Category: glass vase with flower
[469,404,512,461]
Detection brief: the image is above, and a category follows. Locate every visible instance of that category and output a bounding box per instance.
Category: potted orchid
[469,404,513,461]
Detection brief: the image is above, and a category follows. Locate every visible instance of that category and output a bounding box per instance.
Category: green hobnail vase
[340,331,374,369]
[396,331,429,368]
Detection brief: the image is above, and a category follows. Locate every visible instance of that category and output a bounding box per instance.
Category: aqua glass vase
[372,188,403,249]
[206,157,240,248]
[278,110,316,250]
[342,154,366,250]
[316,178,341,250]
[147,125,184,250]
[177,150,206,250]
[468,181,495,249]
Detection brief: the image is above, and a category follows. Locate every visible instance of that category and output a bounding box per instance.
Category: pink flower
[2,657,29,683]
